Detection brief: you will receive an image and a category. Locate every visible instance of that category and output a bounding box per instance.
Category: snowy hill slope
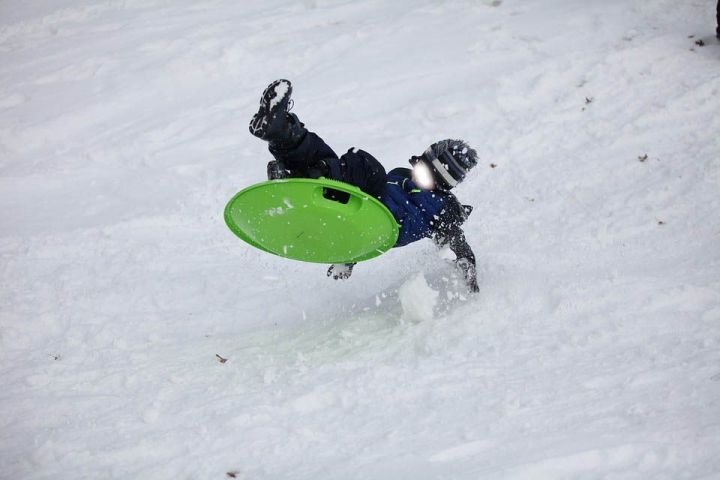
[1,0,719,478]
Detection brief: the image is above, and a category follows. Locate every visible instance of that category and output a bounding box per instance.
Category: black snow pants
[270,131,387,199]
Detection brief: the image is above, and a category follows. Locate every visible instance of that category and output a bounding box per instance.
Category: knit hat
[409,139,478,190]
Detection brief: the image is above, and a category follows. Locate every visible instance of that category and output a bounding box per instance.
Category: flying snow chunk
[398,273,439,322]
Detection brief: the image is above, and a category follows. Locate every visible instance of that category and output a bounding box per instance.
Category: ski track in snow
[1,0,720,478]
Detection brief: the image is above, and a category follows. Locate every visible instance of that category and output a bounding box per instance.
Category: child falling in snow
[249,79,480,293]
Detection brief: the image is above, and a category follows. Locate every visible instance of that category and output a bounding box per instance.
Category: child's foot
[249,79,293,140]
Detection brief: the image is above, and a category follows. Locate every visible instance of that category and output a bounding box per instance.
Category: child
[249,79,479,292]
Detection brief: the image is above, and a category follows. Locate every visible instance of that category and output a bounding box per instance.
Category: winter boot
[249,79,307,151]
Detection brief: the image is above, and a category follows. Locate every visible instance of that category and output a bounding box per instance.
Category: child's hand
[267,161,288,180]
[456,258,479,293]
[327,263,355,280]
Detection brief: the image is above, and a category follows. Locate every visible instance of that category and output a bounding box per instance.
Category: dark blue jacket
[380,168,451,247]
[380,170,476,269]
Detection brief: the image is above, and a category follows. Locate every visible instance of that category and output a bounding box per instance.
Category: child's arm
[433,197,479,292]
[266,158,330,180]
[436,226,479,293]
[267,160,290,179]
[445,228,475,265]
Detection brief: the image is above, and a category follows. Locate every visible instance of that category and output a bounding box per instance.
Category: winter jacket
[380,168,448,247]
[380,168,475,266]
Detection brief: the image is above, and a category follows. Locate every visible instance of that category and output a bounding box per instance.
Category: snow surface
[1,0,720,478]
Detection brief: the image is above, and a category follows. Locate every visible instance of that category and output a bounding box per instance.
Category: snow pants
[270,131,387,198]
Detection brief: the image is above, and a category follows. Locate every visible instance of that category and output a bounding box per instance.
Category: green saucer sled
[224,178,399,264]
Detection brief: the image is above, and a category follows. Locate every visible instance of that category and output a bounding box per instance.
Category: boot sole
[249,79,293,137]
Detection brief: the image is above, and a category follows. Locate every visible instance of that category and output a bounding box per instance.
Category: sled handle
[313,184,363,213]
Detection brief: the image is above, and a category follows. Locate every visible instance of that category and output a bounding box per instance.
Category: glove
[267,160,288,180]
[456,258,479,293]
[327,263,355,280]
[306,159,330,179]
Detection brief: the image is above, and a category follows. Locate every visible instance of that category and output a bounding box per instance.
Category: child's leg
[250,80,337,179]
[249,79,385,195]
[264,118,387,198]
[270,129,339,179]
[270,135,386,198]
[335,149,387,198]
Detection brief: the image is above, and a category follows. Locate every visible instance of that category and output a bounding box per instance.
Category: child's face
[412,162,436,190]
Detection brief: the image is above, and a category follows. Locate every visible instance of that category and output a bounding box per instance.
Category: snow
[1,0,720,478]
[398,273,438,323]
[269,81,290,110]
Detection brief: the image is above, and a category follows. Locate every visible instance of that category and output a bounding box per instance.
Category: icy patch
[398,273,439,323]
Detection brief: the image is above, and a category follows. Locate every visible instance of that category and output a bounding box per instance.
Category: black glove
[267,160,288,180]
[306,158,330,179]
[456,258,479,293]
[327,263,355,280]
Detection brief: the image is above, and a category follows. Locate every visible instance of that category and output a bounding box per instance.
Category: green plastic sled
[224,178,399,264]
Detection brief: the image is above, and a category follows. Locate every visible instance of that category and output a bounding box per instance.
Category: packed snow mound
[1,0,719,479]
[398,273,439,323]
